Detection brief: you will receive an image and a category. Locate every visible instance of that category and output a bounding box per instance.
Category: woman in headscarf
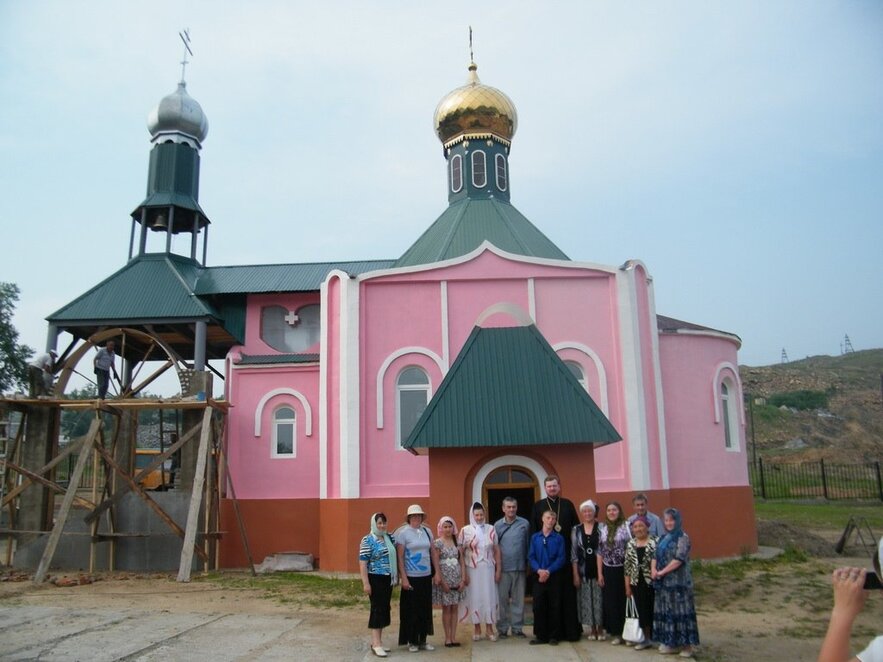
[651,508,700,658]
[432,516,467,647]
[396,504,436,652]
[571,499,603,640]
[359,512,397,658]
[624,515,657,649]
[596,501,630,644]
[458,502,501,641]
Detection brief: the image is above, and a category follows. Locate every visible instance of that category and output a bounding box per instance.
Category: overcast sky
[1,1,881,379]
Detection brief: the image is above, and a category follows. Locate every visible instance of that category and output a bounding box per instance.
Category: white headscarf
[469,501,489,546]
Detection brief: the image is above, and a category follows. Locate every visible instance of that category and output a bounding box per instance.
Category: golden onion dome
[433,61,518,149]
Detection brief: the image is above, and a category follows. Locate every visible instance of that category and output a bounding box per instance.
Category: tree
[0,282,34,394]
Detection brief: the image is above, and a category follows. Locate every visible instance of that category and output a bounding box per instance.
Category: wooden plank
[177,407,213,582]
[219,431,256,576]
[1,436,88,508]
[83,421,200,524]
[33,417,101,583]
[0,459,95,509]
[92,442,208,562]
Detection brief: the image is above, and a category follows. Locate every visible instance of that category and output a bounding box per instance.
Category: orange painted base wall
[219,485,757,571]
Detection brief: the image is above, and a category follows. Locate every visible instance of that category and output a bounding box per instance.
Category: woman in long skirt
[458,502,501,641]
[396,504,435,652]
[651,508,700,658]
[571,499,603,640]
[596,501,630,645]
[624,515,656,650]
[359,512,397,658]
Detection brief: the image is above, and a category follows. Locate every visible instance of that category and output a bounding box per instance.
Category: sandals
[371,645,388,658]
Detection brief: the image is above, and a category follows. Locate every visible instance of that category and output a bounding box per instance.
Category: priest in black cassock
[531,475,582,642]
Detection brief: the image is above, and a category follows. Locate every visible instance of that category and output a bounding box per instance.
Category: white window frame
[271,405,297,458]
[450,154,463,193]
[471,150,487,188]
[396,366,431,450]
[564,360,587,392]
[495,153,507,191]
[719,379,740,452]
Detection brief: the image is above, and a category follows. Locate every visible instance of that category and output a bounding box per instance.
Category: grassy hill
[740,349,883,463]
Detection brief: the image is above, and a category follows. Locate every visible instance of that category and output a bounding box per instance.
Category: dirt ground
[2,554,881,662]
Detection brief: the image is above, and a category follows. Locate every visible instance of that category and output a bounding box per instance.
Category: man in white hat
[28,349,57,397]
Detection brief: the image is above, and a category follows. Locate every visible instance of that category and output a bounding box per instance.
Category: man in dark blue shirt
[528,510,566,645]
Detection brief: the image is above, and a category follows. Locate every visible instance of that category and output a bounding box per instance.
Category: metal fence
[750,458,883,501]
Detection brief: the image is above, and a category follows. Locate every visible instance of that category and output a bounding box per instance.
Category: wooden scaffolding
[0,396,254,582]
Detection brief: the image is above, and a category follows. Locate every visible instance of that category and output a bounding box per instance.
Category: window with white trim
[472,150,487,188]
[564,360,587,391]
[720,380,739,451]
[495,153,507,191]
[272,406,296,457]
[450,154,463,193]
[396,366,430,449]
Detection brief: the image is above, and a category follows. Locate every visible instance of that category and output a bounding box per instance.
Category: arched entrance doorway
[482,465,538,523]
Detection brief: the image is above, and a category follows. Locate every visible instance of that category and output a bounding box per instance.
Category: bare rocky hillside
[740,349,883,463]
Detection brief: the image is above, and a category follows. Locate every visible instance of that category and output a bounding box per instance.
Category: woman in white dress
[458,502,501,641]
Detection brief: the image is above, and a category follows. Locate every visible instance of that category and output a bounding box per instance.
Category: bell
[150,213,168,231]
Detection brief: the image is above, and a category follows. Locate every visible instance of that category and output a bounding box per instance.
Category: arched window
[495,153,507,191]
[472,150,487,188]
[720,380,739,451]
[260,304,321,353]
[450,154,463,193]
[272,406,296,457]
[397,366,430,449]
[564,360,587,391]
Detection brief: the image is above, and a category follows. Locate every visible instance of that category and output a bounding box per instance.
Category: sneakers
[658,644,678,655]
[634,642,653,650]
[611,637,623,645]
[408,644,419,652]
[418,643,435,651]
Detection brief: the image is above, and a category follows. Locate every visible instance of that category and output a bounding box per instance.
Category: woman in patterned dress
[458,502,501,641]
[571,499,603,640]
[597,501,630,645]
[624,515,657,650]
[432,516,467,647]
[651,508,700,658]
[359,512,397,658]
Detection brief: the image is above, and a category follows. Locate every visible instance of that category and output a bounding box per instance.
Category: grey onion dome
[147,81,209,144]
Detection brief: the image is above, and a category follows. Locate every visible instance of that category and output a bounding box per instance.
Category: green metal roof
[194,260,395,294]
[48,253,218,323]
[403,325,621,451]
[237,353,320,365]
[394,198,569,268]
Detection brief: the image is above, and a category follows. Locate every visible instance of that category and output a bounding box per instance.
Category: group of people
[358,475,700,657]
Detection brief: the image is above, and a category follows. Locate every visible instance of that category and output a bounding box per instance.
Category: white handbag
[622,595,645,644]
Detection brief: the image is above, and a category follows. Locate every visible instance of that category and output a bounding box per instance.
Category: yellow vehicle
[134,449,174,490]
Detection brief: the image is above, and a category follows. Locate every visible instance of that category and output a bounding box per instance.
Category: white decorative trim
[376,347,446,428]
[318,279,330,498]
[440,281,450,369]
[356,241,618,283]
[395,368,432,451]
[253,388,313,437]
[645,276,670,489]
[616,267,651,490]
[712,362,745,425]
[471,455,547,506]
[527,278,536,321]
[270,407,297,459]
[339,275,361,498]
[475,302,533,327]
[551,342,610,415]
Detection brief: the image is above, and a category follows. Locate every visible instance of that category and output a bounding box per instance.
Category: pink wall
[658,333,749,488]
[225,364,320,499]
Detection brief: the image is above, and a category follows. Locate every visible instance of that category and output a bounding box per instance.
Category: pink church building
[46,58,756,573]
[216,61,756,571]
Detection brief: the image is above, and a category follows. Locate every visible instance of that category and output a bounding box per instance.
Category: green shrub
[767,390,828,411]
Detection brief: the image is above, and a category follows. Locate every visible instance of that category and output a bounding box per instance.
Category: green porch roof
[394,198,569,268]
[403,324,621,451]
[48,253,218,323]
[194,260,395,294]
